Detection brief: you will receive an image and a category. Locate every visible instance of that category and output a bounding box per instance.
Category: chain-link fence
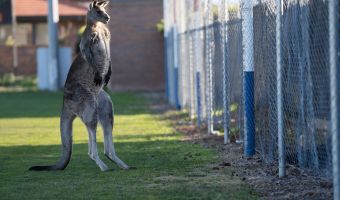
[164,0,339,198]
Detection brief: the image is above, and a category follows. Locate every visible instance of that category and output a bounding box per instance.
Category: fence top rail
[174,19,241,35]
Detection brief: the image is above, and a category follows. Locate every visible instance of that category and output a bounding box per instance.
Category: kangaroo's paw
[94,72,103,86]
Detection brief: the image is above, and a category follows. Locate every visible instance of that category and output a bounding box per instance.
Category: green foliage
[78,25,86,36]
[212,4,219,19]
[230,103,238,113]
[0,91,256,199]
[0,73,16,86]
[228,4,240,13]
[156,19,164,33]
[0,73,37,88]
[212,103,238,118]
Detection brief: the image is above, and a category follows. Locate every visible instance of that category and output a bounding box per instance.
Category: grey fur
[29,0,129,171]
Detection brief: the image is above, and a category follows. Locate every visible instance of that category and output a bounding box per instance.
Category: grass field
[0,91,256,199]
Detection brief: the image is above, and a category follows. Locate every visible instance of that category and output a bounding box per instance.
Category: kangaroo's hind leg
[80,97,109,171]
[98,90,129,169]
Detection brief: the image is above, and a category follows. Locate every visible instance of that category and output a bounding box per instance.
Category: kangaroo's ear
[89,1,95,10]
[96,1,109,8]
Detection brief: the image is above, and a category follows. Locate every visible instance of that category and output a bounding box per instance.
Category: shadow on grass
[0,140,210,173]
[114,133,181,141]
[0,141,256,200]
[0,91,151,118]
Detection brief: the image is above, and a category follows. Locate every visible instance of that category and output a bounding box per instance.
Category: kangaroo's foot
[89,153,109,171]
[104,152,129,170]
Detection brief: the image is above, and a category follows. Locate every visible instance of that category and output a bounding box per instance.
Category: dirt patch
[146,93,333,200]
[176,124,333,200]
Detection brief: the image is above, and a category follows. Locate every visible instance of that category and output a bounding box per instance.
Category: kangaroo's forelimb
[82,31,110,86]
[29,106,75,171]
[104,61,112,86]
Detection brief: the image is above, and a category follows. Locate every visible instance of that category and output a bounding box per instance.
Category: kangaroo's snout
[104,15,110,22]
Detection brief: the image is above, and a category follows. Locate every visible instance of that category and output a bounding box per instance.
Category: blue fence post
[196,71,201,125]
[241,0,255,157]
[173,26,180,109]
[168,27,175,105]
[163,0,171,102]
[164,33,169,99]
[329,0,340,199]
[47,0,60,91]
[174,67,180,109]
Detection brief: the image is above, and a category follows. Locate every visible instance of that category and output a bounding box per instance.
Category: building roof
[15,0,87,17]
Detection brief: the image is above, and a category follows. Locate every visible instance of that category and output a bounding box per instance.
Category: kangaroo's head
[87,0,110,24]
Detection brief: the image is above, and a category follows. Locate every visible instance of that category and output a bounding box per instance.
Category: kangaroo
[29,0,129,171]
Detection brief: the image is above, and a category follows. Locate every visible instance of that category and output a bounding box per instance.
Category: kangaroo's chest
[94,31,110,60]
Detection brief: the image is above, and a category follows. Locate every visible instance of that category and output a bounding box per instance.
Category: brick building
[0,0,165,91]
[108,0,164,91]
[0,0,87,75]
[64,0,166,91]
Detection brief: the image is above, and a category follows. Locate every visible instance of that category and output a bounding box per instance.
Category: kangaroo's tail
[29,107,75,171]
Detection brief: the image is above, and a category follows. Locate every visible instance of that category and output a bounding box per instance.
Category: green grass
[0,91,256,199]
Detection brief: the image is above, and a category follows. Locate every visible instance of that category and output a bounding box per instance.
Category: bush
[0,73,16,86]
[0,73,37,88]
[156,19,164,33]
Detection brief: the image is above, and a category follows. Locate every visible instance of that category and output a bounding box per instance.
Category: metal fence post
[221,0,230,144]
[164,0,175,105]
[48,0,60,91]
[163,0,169,99]
[173,0,181,109]
[276,0,285,178]
[241,0,255,156]
[329,0,340,199]
[205,0,214,134]
[194,5,202,126]
[189,30,196,120]
[11,0,18,75]
[173,25,180,109]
